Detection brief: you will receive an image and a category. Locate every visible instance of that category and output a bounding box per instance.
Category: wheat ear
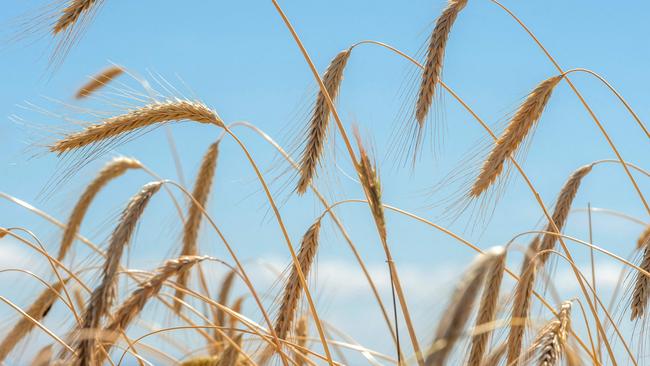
[537,164,593,265]
[53,0,101,35]
[296,48,351,194]
[75,65,124,99]
[50,99,223,154]
[69,181,162,366]
[213,269,237,352]
[530,301,572,366]
[425,247,503,366]
[506,236,540,365]
[631,241,650,320]
[470,75,562,197]
[294,316,308,366]
[637,224,650,250]
[174,141,220,312]
[181,356,218,366]
[95,256,207,364]
[467,249,507,365]
[415,0,468,125]
[216,334,243,366]
[58,157,142,261]
[0,279,67,362]
[354,130,386,242]
[228,296,245,339]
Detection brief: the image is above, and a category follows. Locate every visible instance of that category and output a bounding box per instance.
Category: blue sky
[0,0,649,363]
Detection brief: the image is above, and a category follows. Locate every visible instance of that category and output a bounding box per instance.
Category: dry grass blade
[467,249,506,365]
[53,0,101,35]
[50,100,223,154]
[537,164,593,265]
[506,236,540,365]
[294,316,308,366]
[529,301,572,366]
[296,48,351,195]
[415,0,468,125]
[0,280,67,362]
[425,247,504,366]
[174,141,220,312]
[75,65,124,99]
[637,224,650,250]
[58,157,142,261]
[97,256,208,364]
[68,181,162,365]
[470,75,563,197]
[631,241,650,320]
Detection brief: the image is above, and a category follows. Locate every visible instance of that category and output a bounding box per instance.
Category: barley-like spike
[75,65,124,99]
[58,157,142,261]
[50,100,223,154]
[631,242,650,320]
[229,296,245,338]
[53,0,101,35]
[470,75,562,197]
[467,249,507,365]
[69,181,162,366]
[354,131,386,242]
[415,0,468,125]
[174,141,220,313]
[531,301,572,366]
[0,280,67,362]
[213,269,237,352]
[425,247,504,366]
[294,316,308,366]
[296,49,351,195]
[181,356,219,366]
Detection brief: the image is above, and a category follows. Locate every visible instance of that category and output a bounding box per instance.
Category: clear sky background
[0,1,649,364]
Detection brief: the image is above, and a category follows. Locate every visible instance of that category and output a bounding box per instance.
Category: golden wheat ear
[631,240,650,320]
[75,65,124,99]
[470,75,563,198]
[53,0,101,35]
[425,247,503,366]
[174,141,220,313]
[525,301,572,366]
[353,129,387,242]
[213,270,237,353]
[296,48,351,195]
[415,0,468,127]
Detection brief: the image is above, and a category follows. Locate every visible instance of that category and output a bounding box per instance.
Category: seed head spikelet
[354,130,386,243]
[75,65,124,99]
[296,48,351,195]
[415,0,468,126]
[50,99,223,154]
[58,157,142,261]
[174,141,220,312]
[53,0,102,35]
[631,242,650,320]
[471,75,562,197]
[531,301,571,366]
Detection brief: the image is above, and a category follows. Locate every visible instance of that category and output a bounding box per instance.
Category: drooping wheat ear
[631,241,650,320]
[216,334,243,366]
[294,316,309,366]
[506,236,540,365]
[296,48,351,195]
[174,141,220,313]
[354,130,386,243]
[69,181,162,366]
[415,0,468,125]
[75,65,124,99]
[530,301,572,366]
[213,269,237,352]
[537,164,593,265]
[58,157,142,261]
[31,344,54,366]
[275,221,322,341]
[637,224,650,250]
[0,279,67,362]
[96,256,207,364]
[425,247,503,366]
[481,342,506,366]
[470,75,563,197]
[50,99,223,154]
[467,249,507,365]
[53,0,101,35]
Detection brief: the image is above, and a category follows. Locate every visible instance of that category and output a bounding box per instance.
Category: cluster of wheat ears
[1,0,649,365]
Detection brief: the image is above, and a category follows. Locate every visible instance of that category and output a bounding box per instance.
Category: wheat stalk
[467,249,506,365]
[174,141,220,312]
[470,75,563,197]
[67,181,162,366]
[296,48,351,195]
[53,0,102,35]
[58,157,142,261]
[0,279,67,362]
[425,247,503,366]
[50,99,223,154]
[75,65,124,99]
[96,256,207,364]
[415,0,468,125]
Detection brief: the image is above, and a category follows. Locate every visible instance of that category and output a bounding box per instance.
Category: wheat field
[0,0,649,365]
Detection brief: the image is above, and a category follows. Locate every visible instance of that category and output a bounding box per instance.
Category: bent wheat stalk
[296,48,351,194]
[75,65,124,99]
[415,0,468,125]
[174,141,220,312]
[471,75,563,197]
[58,157,142,261]
[50,99,223,154]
